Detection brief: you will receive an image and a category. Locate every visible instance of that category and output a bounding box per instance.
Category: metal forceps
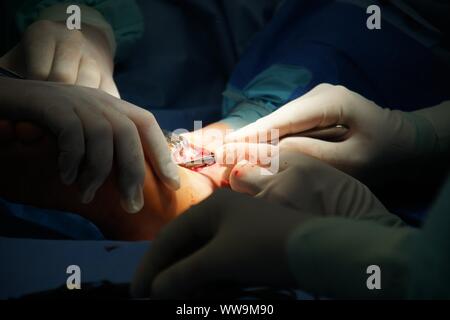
[163,130,215,169]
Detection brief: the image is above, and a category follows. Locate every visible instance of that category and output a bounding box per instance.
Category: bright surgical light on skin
[176,144,201,163]
[165,128,217,170]
[183,146,201,160]
[168,136,215,170]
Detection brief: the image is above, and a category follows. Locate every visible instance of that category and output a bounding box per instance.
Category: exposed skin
[0,121,229,240]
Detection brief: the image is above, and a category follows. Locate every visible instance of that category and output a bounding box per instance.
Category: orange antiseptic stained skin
[0,121,227,240]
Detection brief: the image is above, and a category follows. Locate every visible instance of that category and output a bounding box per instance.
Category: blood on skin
[220,179,230,187]
[189,166,206,172]
[173,143,215,170]
[172,141,231,187]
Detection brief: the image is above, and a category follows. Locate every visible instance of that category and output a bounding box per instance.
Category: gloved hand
[286,216,416,299]
[0,7,119,97]
[222,147,404,226]
[0,77,180,213]
[223,147,415,298]
[225,84,438,177]
[131,188,312,299]
[131,149,404,299]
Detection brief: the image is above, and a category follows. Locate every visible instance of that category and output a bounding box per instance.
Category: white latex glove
[225,147,404,226]
[131,189,311,299]
[131,149,403,299]
[0,16,119,97]
[0,77,180,213]
[225,84,437,177]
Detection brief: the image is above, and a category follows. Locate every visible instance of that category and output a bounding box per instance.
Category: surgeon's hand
[0,77,179,213]
[131,189,311,299]
[131,149,402,299]
[225,84,434,177]
[217,146,403,226]
[0,19,119,97]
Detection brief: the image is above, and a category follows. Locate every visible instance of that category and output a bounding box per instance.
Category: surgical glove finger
[118,104,180,190]
[75,57,101,89]
[47,40,81,84]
